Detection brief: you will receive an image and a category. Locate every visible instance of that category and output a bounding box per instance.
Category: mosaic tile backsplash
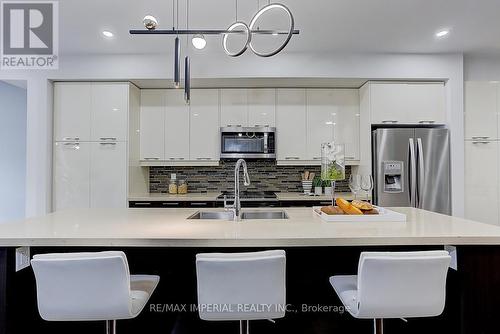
[150,161,351,193]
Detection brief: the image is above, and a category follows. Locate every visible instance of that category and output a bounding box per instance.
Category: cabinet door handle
[134,202,152,206]
[472,136,490,140]
[345,156,356,159]
[63,137,80,141]
[190,202,208,206]
[99,142,116,146]
[381,120,398,124]
[418,120,436,124]
[100,137,117,140]
[227,124,242,127]
[163,202,180,206]
[196,157,212,160]
[472,141,490,144]
[313,157,321,160]
[63,143,80,149]
[143,157,160,160]
[169,157,185,160]
[254,124,270,127]
[285,157,300,160]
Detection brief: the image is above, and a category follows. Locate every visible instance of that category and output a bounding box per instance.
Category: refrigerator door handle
[416,138,425,209]
[408,138,417,207]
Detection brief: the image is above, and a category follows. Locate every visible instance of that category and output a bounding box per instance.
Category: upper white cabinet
[190,89,220,162]
[464,140,499,225]
[306,89,335,161]
[220,89,276,127]
[54,83,92,141]
[368,82,446,125]
[221,89,248,127]
[276,89,307,162]
[165,90,190,161]
[91,83,129,142]
[140,90,165,161]
[248,89,276,127]
[305,89,360,162]
[465,81,498,140]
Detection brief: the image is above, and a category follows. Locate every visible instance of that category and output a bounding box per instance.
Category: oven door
[220,127,276,159]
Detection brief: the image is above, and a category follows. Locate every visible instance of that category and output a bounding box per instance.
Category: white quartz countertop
[2,208,500,247]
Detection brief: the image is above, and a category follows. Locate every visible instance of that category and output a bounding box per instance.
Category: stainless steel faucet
[224,159,251,221]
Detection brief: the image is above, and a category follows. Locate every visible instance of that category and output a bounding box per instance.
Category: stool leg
[106,320,116,334]
[239,320,250,334]
[373,319,383,334]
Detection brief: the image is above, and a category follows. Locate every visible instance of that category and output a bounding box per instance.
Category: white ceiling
[59,0,500,56]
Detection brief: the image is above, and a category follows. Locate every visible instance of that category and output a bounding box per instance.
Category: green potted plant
[313,177,323,195]
[323,179,332,195]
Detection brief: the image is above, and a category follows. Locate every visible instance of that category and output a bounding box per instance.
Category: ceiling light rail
[129,29,299,35]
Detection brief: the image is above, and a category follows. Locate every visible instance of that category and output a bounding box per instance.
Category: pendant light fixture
[173,0,181,88]
[222,0,251,57]
[192,34,206,49]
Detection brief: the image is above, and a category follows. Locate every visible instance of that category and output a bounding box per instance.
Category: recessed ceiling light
[435,29,450,38]
[102,30,114,38]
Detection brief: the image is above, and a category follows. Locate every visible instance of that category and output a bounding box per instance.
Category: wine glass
[349,174,361,200]
[360,174,374,201]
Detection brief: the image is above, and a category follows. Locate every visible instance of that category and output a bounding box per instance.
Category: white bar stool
[329,250,451,334]
[196,250,286,334]
[31,251,160,334]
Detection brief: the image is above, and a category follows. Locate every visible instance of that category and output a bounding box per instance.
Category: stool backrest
[196,250,286,321]
[356,250,451,319]
[31,251,132,321]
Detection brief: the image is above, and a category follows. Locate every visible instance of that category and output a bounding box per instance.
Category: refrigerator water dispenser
[383,161,403,193]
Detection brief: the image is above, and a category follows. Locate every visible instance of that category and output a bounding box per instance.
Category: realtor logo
[1,1,58,69]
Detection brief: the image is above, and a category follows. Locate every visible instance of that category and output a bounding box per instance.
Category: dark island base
[0,245,498,334]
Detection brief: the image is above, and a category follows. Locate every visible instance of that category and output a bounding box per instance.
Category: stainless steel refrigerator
[372,127,451,215]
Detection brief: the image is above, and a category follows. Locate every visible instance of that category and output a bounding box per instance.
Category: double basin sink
[188,210,289,220]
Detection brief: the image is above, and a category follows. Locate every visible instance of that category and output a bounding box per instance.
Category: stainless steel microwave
[220,126,276,159]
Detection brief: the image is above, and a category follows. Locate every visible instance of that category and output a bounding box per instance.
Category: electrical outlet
[445,245,457,271]
[15,247,30,272]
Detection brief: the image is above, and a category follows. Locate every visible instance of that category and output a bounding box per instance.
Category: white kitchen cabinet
[90,142,127,208]
[140,90,165,161]
[369,82,446,125]
[306,89,335,161]
[165,90,190,161]
[190,89,220,162]
[91,83,129,142]
[54,83,92,141]
[465,81,498,140]
[53,141,90,210]
[332,90,360,161]
[248,89,276,127]
[464,140,499,225]
[220,89,248,127]
[276,89,307,162]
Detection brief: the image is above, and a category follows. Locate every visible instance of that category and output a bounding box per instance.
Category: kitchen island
[1,207,499,334]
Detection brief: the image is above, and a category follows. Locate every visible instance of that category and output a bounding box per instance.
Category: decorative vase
[314,186,322,195]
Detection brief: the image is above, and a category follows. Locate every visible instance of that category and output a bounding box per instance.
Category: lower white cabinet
[54,142,91,210]
[90,142,127,208]
[54,141,127,211]
[464,140,499,225]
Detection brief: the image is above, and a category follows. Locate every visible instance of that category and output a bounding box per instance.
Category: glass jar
[321,142,345,205]
[168,179,178,194]
[177,180,188,194]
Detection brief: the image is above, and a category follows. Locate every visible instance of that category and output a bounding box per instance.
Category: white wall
[0,81,27,223]
[465,53,500,81]
[0,52,465,217]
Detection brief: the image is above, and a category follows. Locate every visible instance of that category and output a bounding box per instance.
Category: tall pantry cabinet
[53,82,136,210]
[464,81,500,225]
